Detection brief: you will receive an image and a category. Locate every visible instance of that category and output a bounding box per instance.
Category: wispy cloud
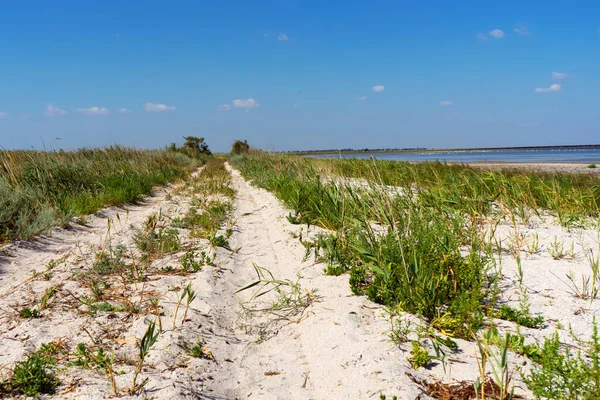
[118,108,132,113]
[489,29,505,39]
[534,83,561,93]
[552,72,570,80]
[355,96,368,101]
[77,106,109,116]
[218,104,231,111]
[477,32,488,41]
[372,85,385,92]
[44,105,68,117]
[278,33,288,41]
[232,98,260,109]
[144,102,176,112]
[440,101,453,107]
[0,112,8,119]
[514,25,530,35]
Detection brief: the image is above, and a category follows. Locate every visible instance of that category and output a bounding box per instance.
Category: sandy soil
[1,163,599,399]
[466,162,600,176]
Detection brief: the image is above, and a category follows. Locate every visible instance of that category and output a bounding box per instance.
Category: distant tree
[182,136,211,155]
[231,140,250,155]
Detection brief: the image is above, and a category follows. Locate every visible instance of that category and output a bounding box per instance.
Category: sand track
[198,166,425,399]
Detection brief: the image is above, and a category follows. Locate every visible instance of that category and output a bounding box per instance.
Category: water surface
[307,149,600,163]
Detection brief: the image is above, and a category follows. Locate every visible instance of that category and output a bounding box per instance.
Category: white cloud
[0,112,8,119]
[232,98,260,109]
[218,104,231,111]
[489,29,505,39]
[44,104,68,116]
[278,33,288,41]
[534,83,561,93]
[514,26,530,35]
[477,32,488,41]
[77,106,109,116]
[144,102,176,112]
[552,72,570,80]
[118,108,132,113]
[372,85,385,92]
[440,101,453,107]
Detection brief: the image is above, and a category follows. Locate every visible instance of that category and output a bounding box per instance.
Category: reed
[0,146,199,241]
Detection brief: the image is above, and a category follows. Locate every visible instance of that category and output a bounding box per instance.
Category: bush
[525,322,600,399]
[3,345,58,396]
[231,140,250,155]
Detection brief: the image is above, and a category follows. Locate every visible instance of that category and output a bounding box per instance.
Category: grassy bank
[232,153,494,337]
[0,146,200,241]
[310,157,600,224]
[231,153,600,334]
[232,151,600,396]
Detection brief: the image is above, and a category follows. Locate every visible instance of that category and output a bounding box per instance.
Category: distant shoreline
[288,144,600,156]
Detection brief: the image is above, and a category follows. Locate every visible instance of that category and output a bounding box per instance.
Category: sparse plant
[525,319,600,398]
[488,333,515,400]
[408,340,431,369]
[19,307,40,319]
[4,344,58,396]
[131,320,159,393]
[388,310,413,345]
[525,232,540,254]
[564,271,598,300]
[184,339,215,361]
[181,250,202,272]
[39,285,57,311]
[497,305,544,329]
[180,284,197,328]
[549,236,566,259]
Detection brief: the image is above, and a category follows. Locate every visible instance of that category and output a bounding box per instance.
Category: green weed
[525,321,600,399]
[2,344,59,396]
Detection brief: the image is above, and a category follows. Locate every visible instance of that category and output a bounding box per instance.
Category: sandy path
[200,166,424,399]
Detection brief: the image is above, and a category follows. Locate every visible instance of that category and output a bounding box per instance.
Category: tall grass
[232,152,600,338]
[310,157,600,224]
[0,146,199,241]
[232,153,494,337]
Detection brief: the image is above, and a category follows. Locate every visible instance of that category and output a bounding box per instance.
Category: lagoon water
[308,148,600,163]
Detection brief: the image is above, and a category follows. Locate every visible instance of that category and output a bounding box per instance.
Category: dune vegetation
[232,151,600,398]
[2,143,600,399]
[0,141,211,241]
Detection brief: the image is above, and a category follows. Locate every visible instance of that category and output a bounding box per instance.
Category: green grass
[524,321,600,399]
[233,151,600,395]
[232,152,600,340]
[0,146,200,241]
[234,153,600,226]
[232,152,492,338]
[1,343,59,397]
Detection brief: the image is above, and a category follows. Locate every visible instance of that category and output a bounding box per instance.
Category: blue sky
[1,0,599,152]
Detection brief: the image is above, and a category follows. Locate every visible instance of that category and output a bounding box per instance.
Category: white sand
[1,164,599,399]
